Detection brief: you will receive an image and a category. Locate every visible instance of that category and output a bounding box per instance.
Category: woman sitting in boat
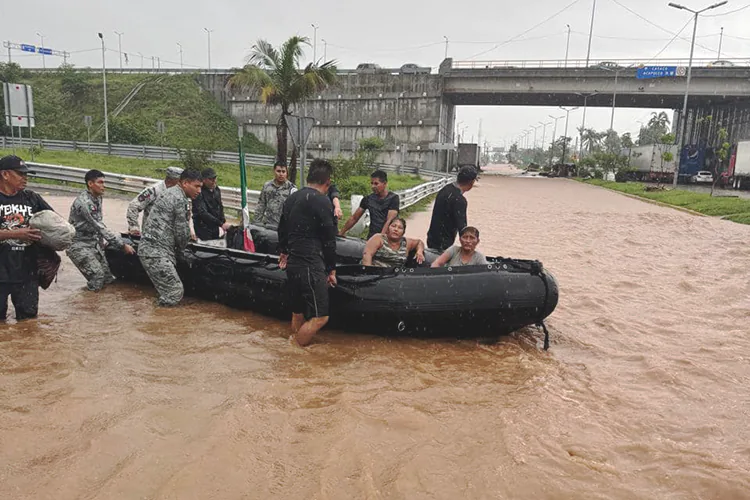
[431,226,488,267]
[362,218,426,267]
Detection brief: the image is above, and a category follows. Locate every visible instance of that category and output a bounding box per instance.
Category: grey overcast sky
[4,0,750,149]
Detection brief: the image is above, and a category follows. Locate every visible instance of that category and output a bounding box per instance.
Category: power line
[570,29,719,42]
[467,0,582,59]
[644,17,693,63]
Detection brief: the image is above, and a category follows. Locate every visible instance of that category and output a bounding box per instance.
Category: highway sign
[38,47,52,56]
[20,44,36,53]
[3,83,35,128]
[637,66,682,79]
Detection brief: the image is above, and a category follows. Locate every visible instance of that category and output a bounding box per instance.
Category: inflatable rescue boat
[106,225,558,346]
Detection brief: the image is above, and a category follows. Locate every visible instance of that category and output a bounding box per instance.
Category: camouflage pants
[66,244,115,291]
[139,255,184,307]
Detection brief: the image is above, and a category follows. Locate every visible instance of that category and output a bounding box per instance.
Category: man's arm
[380,194,400,234]
[431,248,454,268]
[454,196,468,233]
[217,189,227,224]
[78,200,125,251]
[173,201,191,251]
[126,186,156,233]
[254,187,267,224]
[315,197,338,274]
[339,207,365,236]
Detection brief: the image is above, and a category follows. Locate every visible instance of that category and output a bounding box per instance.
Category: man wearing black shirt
[0,155,53,321]
[339,170,399,239]
[192,167,230,240]
[427,166,478,252]
[278,159,338,347]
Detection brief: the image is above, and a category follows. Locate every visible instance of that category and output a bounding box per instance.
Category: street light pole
[668,1,728,186]
[138,52,144,68]
[177,42,183,69]
[443,36,449,59]
[717,26,724,58]
[311,24,318,62]
[36,32,45,69]
[549,114,565,167]
[539,121,551,152]
[575,92,598,161]
[321,39,327,61]
[559,106,578,163]
[98,33,109,144]
[204,28,213,69]
[565,24,571,68]
[114,31,124,70]
[586,0,597,66]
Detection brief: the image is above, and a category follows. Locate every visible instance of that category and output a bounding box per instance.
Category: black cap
[0,155,35,174]
[201,167,217,179]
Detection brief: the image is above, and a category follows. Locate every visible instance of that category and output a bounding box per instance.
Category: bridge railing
[1,136,447,180]
[26,161,449,213]
[450,58,750,70]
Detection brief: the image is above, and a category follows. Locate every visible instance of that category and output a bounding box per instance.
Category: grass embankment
[584,179,750,225]
[1,71,273,155]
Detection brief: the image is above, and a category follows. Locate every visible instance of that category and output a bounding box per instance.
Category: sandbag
[30,210,75,251]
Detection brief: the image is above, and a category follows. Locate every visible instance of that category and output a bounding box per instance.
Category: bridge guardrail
[26,161,450,213]
[450,57,750,70]
[1,136,442,180]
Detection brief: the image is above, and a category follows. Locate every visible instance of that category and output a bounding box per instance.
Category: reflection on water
[1,178,750,499]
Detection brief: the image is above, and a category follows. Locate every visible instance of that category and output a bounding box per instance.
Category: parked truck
[623,144,678,182]
[729,140,750,189]
[456,143,480,170]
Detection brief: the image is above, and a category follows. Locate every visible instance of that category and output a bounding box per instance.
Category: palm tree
[578,127,604,154]
[229,36,337,183]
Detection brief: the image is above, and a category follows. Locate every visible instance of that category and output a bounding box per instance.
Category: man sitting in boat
[431,226,488,267]
[361,218,425,268]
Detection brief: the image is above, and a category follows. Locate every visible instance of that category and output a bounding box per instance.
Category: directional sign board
[38,47,52,56]
[3,83,35,128]
[20,44,36,53]
[284,115,316,148]
[637,66,686,79]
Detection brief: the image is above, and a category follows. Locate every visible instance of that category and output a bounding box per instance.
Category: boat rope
[532,262,551,351]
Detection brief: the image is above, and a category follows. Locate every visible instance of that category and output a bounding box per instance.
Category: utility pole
[177,42,183,69]
[97,33,109,144]
[565,24,571,68]
[114,31,124,69]
[443,36,449,59]
[311,24,318,62]
[204,28,213,69]
[36,32,45,69]
[717,26,724,58]
[586,0,597,66]
[668,1,728,186]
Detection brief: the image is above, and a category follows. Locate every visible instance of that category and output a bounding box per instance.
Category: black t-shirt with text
[0,189,53,283]
[360,191,400,239]
[278,187,338,273]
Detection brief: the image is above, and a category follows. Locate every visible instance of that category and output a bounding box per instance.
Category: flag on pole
[239,139,256,253]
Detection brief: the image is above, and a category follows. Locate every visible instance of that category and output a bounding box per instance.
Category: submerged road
[1,174,749,499]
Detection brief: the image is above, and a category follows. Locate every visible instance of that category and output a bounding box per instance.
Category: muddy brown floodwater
[2,174,750,499]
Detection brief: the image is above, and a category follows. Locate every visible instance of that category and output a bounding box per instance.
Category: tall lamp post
[548,114,565,167]
[203,28,213,69]
[575,92,598,161]
[114,31,124,70]
[539,121,552,153]
[559,106,579,163]
[311,24,319,62]
[36,32,45,69]
[98,33,109,144]
[668,1,728,186]
[177,42,183,69]
[565,24,571,68]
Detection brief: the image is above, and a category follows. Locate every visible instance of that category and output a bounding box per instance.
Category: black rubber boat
[106,225,559,345]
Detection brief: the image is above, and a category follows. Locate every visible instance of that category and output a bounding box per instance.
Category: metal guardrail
[0,136,444,179]
[26,161,450,213]
[450,58,750,70]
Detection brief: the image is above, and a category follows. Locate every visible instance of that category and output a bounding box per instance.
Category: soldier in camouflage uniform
[67,170,135,291]
[126,166,183,235]
[254,163,297,228]
[137,168,203,306]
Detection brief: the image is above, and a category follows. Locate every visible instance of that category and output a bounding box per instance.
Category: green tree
[621,132,634,149]
[229,36,337,184]
[57,64,90,105]
[578,127,605,154]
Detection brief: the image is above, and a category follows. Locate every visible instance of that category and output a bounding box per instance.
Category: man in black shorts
[278,159,338,347]
[427,166,478,252]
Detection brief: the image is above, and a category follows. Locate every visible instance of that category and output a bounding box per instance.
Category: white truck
[729,140,750,189]
[623,144,678,182]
